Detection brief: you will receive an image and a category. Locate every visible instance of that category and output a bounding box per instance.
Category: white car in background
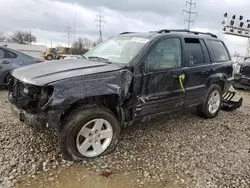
[64,55,84,60]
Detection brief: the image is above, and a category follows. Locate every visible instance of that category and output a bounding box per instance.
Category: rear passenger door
[183,38,215,106]
[0,48,14,81]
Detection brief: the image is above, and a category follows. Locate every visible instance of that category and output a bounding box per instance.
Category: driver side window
[146,38,182,72]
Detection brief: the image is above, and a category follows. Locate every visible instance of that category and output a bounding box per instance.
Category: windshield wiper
[88,56,112,64]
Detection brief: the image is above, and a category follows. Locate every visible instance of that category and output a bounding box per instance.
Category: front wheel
[59,106,120,161]
[197,84,222,119]
[45,54,53,60]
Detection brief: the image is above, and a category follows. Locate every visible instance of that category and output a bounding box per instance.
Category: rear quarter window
[207,40,230,62]
[6,50,17,58]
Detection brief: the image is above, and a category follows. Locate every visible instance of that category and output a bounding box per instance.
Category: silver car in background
[0,46,43,85]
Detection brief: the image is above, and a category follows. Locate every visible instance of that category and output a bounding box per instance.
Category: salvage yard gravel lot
[0,89,250,188]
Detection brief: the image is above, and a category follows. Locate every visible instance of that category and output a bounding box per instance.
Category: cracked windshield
[0,0,249,188]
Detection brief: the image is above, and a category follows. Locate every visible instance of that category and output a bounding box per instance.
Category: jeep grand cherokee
[8,29,234,160]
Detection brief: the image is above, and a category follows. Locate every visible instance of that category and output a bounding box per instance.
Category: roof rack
[119,32,136,35]
[155,29,217,38]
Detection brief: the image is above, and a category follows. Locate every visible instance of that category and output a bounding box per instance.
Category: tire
[59,106,120,161]
[4,73,11,85]
[197,84,222,119]
[45,54,53,60]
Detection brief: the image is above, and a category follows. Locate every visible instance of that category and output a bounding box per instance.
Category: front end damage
[221,90,243,111]
[7,69,134,130]
[8,77,63,130]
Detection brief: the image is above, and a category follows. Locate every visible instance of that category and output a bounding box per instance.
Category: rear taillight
[36,60,44,63]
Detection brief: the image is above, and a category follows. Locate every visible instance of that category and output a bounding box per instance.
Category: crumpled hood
[11,59,124,86]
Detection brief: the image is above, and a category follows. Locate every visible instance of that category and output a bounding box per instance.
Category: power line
[65,26,72,48]
[95,11,106,43]
[183,0,197,30]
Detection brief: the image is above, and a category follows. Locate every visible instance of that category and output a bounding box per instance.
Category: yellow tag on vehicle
[179,74,185,93]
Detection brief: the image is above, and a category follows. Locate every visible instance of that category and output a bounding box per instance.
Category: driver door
[135,37,186,117]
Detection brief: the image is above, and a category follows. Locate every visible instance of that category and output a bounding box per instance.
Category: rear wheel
[197,84,222,118]
[59,106,120,161]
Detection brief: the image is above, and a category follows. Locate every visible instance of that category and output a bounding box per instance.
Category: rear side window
[184,38,205,66]
[7,51,17,58]
[208,40,230,62]
[0,48,17,58]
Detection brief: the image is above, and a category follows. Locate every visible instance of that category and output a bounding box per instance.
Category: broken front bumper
[10,104,46,129]
[9,94,65,130]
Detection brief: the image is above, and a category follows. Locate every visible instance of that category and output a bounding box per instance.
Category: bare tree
[83,38,91,49]
[72,38,89,54]
[93,42,97,47]
[10,31,36,44]
[0,31,7,42]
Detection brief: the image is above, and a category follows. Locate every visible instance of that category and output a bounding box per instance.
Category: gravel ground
[0,89,250,188]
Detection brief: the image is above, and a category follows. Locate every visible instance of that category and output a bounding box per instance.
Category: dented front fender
[47,69,133,107]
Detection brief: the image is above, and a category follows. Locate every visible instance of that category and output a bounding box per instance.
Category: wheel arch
[205,73,227,92]
[59,94,123,130]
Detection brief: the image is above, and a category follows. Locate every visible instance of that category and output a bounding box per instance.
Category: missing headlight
[39,86,54,109]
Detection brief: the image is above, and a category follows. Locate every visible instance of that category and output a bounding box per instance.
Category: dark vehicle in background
[233,57,250,90]
[0,46,43,86]
[8,29,239,161]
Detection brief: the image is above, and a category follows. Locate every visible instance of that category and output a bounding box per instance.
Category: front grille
[241,66,250,76]
[9,78,41,112]
[11,78,25,100]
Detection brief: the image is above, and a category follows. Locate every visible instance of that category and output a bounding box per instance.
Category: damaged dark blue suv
[8,29,242,160]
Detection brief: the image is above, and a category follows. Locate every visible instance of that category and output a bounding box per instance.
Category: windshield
[84,36,150,64]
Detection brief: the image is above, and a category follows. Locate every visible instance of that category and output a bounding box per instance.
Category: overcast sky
[0,0,249,55]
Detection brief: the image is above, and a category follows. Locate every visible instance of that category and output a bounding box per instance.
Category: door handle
[173,74,185,79]
[173,74,186,93]
[2,61,10,64]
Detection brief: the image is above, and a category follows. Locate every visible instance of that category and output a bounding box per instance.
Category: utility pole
[65,27,72,48]
[95,11,105,43]
[246,38,250,57]
[183,0,197,30]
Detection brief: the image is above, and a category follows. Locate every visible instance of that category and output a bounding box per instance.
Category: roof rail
[155,29,217,38]
[119,32,136,35]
